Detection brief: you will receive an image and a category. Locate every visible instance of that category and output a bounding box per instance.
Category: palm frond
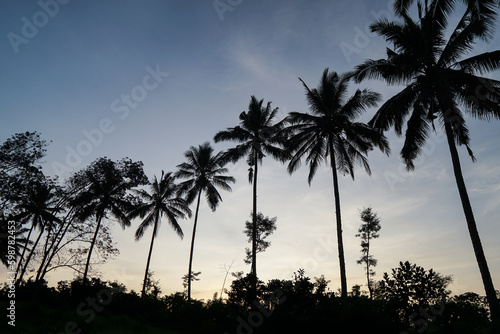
[455,51,500,74]
[134,210,157,240]
[341,89,382,121]
[401,104,431,170]
[369,83,418,134]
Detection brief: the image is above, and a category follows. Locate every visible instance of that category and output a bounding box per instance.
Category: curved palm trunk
[251,153,259,298]
[39,218,70,281]
[15,219,35,276]
[444,123,500,325]
[17,224,45,285]
[35,224,53,281]
[141,211,160,298]
[40,211,75,281]
[329,141,348,301]
[187,188,202,301]
[83,215,103,282]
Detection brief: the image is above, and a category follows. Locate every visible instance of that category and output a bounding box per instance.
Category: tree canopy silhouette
[70,157,148,282]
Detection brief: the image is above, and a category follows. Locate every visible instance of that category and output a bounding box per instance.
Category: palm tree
[284,69,390,299]
[14,180,62,285]
[0,215,31,268]
[175,142,235,301]
[71,157,148,282]
[214,96,287,288]
[128,171,191,298]
[353,0,500,321]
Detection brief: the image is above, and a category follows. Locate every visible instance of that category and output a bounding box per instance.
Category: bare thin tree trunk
[17,224,44,285]
[39,211,74,281]
[220,260,235,300]
[251,152,259,300]
[35,224,53,281]
[366,236,373,300]
[15,219,35,276]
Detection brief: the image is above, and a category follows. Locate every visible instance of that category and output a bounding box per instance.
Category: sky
[1,0,499,300]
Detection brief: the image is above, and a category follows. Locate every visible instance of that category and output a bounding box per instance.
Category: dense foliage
[1,0,500,332]
[0,265,494,334]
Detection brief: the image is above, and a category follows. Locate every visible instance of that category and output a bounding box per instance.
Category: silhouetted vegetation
[243,212,277,265]
[2,0,500,333]
[214,95,288,299]
[354,0,500,323]
[282,69,390,299]
[355,206,381,300]
[0,265,495,334]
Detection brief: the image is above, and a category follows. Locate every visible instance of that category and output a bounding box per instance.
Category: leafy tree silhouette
[243,212,277,265]
[376,261,452,327]
[70,157,148,282]
[356,206,381,300]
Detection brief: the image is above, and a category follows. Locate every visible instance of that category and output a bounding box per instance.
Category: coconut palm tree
[14,180,62,285]
[284,68,390,299]
[128,171,191,298]
[70,157,148,282]
[175,142,235,301]
[214,96,287,288]
[353,0,500,321]
[0,215,31,268]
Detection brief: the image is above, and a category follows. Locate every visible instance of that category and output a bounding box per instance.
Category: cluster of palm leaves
[2,0,499,325]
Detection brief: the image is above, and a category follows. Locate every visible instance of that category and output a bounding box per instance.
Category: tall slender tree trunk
[17,225,45,285]
[141,211,160,298]
[40,213,73,281]
[35,224,53,281]
[445,123,499,326]
[366,237,373,300]
[329,141,347,301]
[83,215,103,282]
[15,219,35,276]
[187,188,202,301]
[251,152,259,300]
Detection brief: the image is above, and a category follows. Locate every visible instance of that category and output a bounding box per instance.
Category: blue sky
[1,0,499,300]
